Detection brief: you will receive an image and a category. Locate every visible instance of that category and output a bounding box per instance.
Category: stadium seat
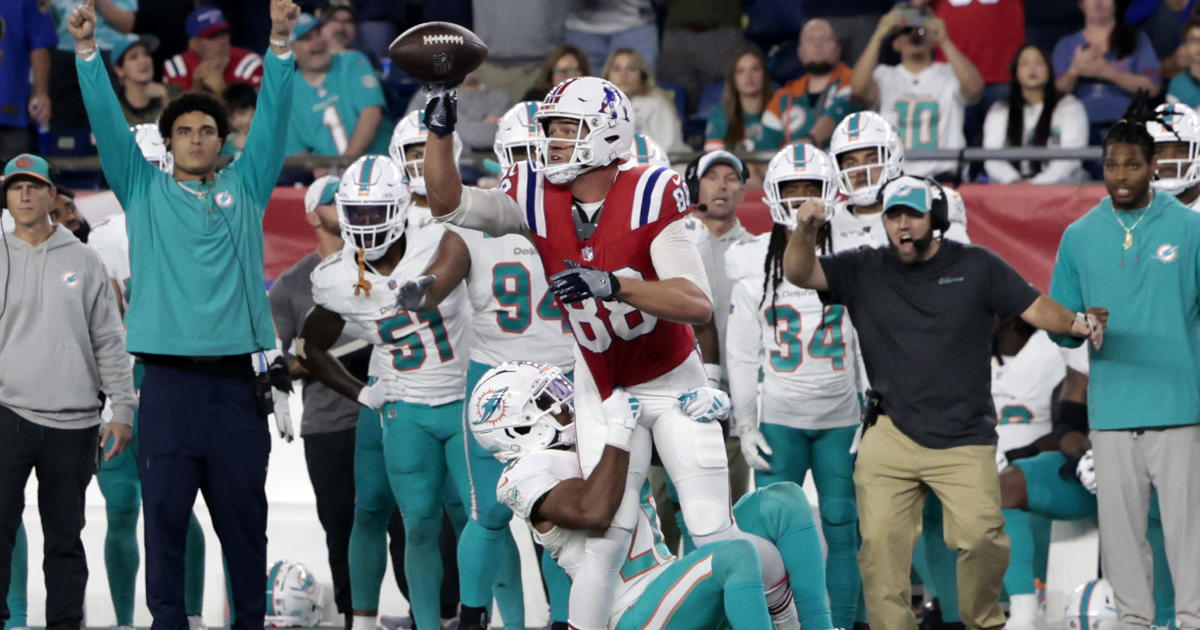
[684,82,726,146]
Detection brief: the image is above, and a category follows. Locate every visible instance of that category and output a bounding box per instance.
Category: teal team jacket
[77,49,295,356]
[1049,192,1200,430]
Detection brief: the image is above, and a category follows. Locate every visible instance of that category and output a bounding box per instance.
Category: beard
[72,220,92,243]
[804,61,836,76]
[888,229,936,262]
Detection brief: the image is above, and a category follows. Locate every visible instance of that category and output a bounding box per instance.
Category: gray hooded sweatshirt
[0,225,136,428]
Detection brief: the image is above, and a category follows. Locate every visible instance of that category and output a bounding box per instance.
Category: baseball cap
[2,154,55,195]
[111,33,160,67]
[304,175,340,214]
[882,175,931,215]
[696,150,746,182]
[291,13,320,43]
[186,7,231,39]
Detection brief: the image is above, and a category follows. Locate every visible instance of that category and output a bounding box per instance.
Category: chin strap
[353,248,372,297]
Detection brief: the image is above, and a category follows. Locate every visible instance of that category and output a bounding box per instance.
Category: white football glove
[737,424,773,472]
[1076,449,1097,494]
[678,387,731,423]
[602,389,642,451]
[357,374,407,410]
[395,274,436,311]
[272,388,294,442]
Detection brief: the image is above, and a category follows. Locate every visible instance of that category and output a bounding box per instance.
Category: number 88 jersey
[456,228,574,371]
[725,234,861,430]
[311,222,470,406]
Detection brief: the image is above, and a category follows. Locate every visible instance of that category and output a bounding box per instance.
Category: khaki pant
[854,416,1009,630]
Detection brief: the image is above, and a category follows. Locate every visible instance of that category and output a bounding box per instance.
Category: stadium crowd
[1,1,1199,630]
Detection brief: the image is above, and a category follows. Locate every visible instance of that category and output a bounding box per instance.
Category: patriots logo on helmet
[598,84,630,122]
[473,387,509,425]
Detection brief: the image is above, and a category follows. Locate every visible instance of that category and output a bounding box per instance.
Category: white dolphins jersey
[992,331,1089,453]
[873,62,966,178]
[725,234,860,430]
[499,449,675,628]
[311,221,470,406]
[88,212,132,310]
[830,187,971,248]
[458,228,574,370]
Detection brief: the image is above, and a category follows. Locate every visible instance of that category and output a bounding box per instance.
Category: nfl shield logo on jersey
[581,246,594,262]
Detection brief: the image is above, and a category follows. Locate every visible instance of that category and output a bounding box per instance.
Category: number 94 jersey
[457,228,575,370]
[311,222,470,406]
[725,234,861,430]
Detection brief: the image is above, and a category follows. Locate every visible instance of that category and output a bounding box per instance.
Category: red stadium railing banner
[260,184,1109,292]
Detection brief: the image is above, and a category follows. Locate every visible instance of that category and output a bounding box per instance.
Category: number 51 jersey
[498,161,699,398]
[311,221,471,406]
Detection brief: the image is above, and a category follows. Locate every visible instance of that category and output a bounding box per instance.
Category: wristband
[269,38,289,49]
[1072,312,1091,338]
[76,46,98,58]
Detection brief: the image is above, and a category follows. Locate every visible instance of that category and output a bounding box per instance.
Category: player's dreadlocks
[759,219,832,320]
[1102,90,1166,164]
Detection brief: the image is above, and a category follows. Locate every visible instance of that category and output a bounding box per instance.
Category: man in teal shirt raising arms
[68,1,300,629]
[1049,108,1200,630]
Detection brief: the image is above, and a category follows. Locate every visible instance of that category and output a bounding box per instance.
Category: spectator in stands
[49,186,92,242]
[317,0,357,55]
[706,48,780,153]
[764,19,856,149]
[852,7,983,179]
[1168,16,1200,106]
[73,1,301,629]
[222,83,258,157]
[94,0,193,71]
[915,0,1026,144]
[657,0,747,112]
[603,48,687,153]
[0,0,55,162]
[164,7,265,97]
[287,14,388,159]
[113,34,180,125]
[0,153,136,630]
[268,176,374,630]
[984,44,1088,184]
[1053,0,1160,141]
[475,0,568,104]
[565,0,659,74]
[50,0,132,54]
[404,69,509,152]
[521,44,591,102]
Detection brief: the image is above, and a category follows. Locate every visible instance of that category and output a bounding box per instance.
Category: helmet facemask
[336,199,406,262]
[836,146,898,207]
[766,176,834,230]
[1152,140,1200,196]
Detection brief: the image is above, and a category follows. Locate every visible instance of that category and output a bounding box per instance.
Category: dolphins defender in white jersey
[390,110,464,226]
[1147,102,1200,211]
[828,111,969,250]
[725,143,866,628]
[391,99,576,629]
[296,154,474,630]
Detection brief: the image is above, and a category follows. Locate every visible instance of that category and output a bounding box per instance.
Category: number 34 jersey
[311,222,471,406]
[457,228,575,371]
[725,234,861,430]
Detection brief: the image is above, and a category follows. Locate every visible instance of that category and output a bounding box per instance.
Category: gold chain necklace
[1112,196,1152,250]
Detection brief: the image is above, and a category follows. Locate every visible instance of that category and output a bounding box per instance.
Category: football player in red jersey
[418,78,800,630]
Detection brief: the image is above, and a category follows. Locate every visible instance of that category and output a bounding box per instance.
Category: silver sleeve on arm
[437,187,529,237]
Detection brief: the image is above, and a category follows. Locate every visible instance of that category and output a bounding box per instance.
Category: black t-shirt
[820,240,1040,448]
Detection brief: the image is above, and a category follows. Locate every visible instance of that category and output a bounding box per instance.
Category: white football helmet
[1065,579,1118,630]
[533,76,636,184]
[133,124,172,173]
[1147,102,1200,195]
[629,133,670,167]
[494,101,541,170]
[468,361,576,462]
[335,155,412,261]
[265,560,324,627]
[388,110,463,196]
[830,111,904,207]
[763,143,838,230]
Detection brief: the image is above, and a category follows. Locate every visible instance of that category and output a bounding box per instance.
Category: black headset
[876,174,950,233]
[683,152,751,209]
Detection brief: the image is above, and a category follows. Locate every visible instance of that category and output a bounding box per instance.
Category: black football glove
[423,85,458,137]
[549,259,621,303]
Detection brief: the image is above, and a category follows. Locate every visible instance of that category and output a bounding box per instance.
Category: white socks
[187,615,206,630]
[352,615,378,630]
[1005,593,1044,630]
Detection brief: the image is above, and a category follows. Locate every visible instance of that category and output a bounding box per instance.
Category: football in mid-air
[388,22,488,84]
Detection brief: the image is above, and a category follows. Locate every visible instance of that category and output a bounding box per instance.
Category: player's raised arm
[423,91,464,217]
[782,199,830,289]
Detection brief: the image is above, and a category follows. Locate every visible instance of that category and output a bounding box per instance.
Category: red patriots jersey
[163,47,264,93]
[499,161,697,398]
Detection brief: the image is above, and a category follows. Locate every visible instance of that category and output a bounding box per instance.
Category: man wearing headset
[782,174,1107,630]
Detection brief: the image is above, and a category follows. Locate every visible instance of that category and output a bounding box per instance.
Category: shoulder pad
[497,450,581,521]
[310,252,355,310]
[725,233,770,282]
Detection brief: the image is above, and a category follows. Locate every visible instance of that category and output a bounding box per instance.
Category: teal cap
[2,153,54,195]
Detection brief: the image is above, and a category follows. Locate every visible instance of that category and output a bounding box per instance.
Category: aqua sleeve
[231,50,296,212]
[76,53,154,210]
[1048,227,1084,347]
[705,108,727,143]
